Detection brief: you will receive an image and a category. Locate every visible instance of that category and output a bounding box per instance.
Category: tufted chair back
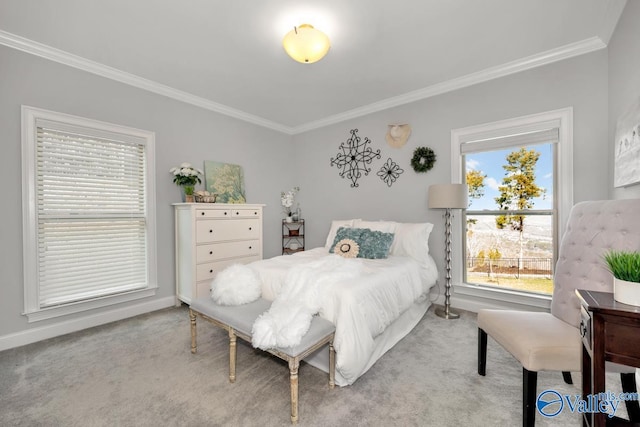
[551,199,640,327]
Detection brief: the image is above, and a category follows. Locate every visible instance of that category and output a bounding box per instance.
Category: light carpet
[0,305,628,426]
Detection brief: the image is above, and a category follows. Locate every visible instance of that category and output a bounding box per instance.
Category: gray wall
[0,30,617,342]
[608,0,640,199]
[292,50,609,295]
[0,45,293,338]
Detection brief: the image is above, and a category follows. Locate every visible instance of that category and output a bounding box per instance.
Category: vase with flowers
[170,162,203,202]
[281,186,300,222]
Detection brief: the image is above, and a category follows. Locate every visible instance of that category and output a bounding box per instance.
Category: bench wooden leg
[329,340,335,389]
[289,358,300,424]
[229,328,237,383]
[189,309,197,354]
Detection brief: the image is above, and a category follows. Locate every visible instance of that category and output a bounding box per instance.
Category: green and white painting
[204,161,246,203]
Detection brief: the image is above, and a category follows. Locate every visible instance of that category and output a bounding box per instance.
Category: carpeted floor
[0,305,628,426]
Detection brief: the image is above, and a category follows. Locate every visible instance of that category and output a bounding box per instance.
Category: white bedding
[248,247,438,386]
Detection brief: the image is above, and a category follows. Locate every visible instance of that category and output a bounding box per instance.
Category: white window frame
[21,106,157,322]
[451,107,573,310]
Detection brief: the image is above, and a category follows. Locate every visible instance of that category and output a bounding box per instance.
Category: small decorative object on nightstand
[281,187,300,223]
[283,219,305,255]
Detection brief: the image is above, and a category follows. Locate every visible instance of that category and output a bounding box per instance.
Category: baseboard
[0,296,176,352]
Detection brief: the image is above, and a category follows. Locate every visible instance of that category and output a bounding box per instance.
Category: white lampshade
[282,24,330,64]
[428,183,468,209]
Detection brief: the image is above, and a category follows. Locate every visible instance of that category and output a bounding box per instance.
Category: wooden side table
[576,289,640,427]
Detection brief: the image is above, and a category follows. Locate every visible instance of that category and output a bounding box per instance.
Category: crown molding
[1,30,606,136]
[291,37,606,134]
[0,30,295,135]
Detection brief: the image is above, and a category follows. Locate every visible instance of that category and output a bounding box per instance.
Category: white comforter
[249,247,438,386]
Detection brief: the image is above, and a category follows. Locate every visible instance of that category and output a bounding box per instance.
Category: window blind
[36,124,147,308]
[460,128,559,154]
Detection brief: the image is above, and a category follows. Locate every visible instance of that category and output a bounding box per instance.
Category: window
[451,108,573,307]
[22,106,157,322]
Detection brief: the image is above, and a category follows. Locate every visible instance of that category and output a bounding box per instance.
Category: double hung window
[22,106,157,321]
[452,108,573,303]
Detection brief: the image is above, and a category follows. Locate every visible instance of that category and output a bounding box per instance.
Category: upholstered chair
[477,199,640,427]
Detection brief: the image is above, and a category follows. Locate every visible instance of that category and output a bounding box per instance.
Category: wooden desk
[576,289,640,427]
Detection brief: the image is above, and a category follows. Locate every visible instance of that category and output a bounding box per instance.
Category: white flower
[170,162,203,187]
[280,187,300,212]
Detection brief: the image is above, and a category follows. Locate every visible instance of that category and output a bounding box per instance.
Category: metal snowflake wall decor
[377,158,404,187]
[330,129,381,188]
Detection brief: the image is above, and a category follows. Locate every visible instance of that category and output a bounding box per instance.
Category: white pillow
[389,222,434,265]
[324,219,360,248]
[353,219,397,233]
[211,264,261,305]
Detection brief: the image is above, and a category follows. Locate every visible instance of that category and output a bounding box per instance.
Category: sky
[465,143,553,211]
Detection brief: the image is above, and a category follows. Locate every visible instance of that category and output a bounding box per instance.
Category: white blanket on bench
[251,255,362,350]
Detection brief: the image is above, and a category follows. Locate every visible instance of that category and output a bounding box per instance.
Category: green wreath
[411,147,436,173]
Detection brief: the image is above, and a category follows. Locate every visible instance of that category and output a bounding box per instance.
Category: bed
[211,219,438,386]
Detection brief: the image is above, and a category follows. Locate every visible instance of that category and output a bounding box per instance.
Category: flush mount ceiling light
[282,24,330,64]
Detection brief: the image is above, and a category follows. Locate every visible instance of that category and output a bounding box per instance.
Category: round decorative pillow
[411,147,437,173]
[334,239,360,258]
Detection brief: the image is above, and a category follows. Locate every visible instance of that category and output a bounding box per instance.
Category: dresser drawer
[196,240,260,262]
[196,219,260,243]
[196,209,232,219]
[196,256,261,282]
[580,305,592,349]
[195,209,262,219]
[231,209,262,218]
[196,280,212,299]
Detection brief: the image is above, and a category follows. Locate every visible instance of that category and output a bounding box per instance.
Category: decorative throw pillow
[330,227,395,259]
[334,238,360,258]
[353,219,397,234]
[324,219,360,248]
[356,228,395,259]
[329,227,361,253]
[210,264,261,305]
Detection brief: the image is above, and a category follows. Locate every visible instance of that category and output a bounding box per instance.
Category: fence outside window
[466,257,553,279]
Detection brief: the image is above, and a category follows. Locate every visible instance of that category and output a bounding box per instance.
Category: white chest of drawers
[174,203,265,304]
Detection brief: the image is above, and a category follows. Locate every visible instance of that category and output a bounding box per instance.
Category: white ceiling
[0,0,627,134]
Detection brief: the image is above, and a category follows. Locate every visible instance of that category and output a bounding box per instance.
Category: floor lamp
[428,183,468,320]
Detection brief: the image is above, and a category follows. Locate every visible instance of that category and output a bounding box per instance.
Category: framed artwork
[614,97,640,188]
[204,161,246,203]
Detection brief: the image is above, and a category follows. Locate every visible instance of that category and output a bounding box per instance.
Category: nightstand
[282,219,305,255]
[576,289,640,427]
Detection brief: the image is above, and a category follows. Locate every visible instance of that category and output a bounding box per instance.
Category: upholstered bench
[189,297,336,424]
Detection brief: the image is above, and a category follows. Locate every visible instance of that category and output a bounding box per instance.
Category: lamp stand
[435,208,460,320]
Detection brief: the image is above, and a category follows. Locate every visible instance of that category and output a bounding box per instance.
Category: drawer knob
[209,229,213,233]
[236,212,239,215]
[209,251,213,255]
[249,227,252,231]
[201,212,205,216]
[209,269,213,273]
[249,246,252,249]
[224,212,227,215]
